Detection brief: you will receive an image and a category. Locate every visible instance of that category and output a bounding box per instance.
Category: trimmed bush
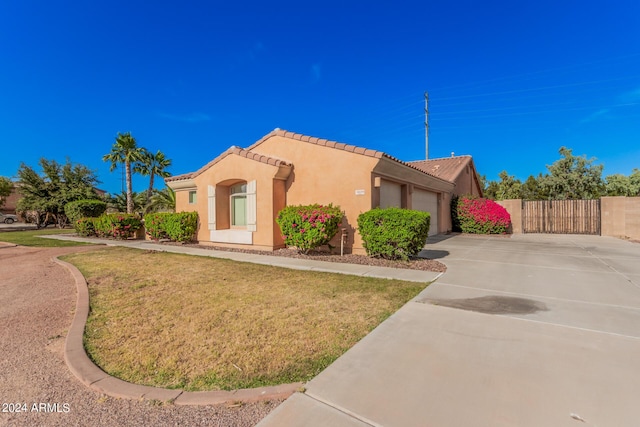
[456,196,511,234]
[144,212,171,241]
[357,208,430,260]
[93,213,142,240]
[75,217,97,237]
[65,199,107,224]
[276,204,343,253]
[144,212,198,243]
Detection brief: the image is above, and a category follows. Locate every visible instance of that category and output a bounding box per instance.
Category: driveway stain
[421,295,549,315]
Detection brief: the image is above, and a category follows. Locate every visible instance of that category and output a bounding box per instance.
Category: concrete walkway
[40,234,443,283]
[257,234,640,427]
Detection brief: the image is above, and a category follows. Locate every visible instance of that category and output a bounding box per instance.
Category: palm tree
[147,187,176,213]
[102,132,144,214]
[106,191,146,213]
[134,149,172,206]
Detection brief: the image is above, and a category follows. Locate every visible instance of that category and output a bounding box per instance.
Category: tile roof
[407,156,473,183]
[166,129,460,186]
[250,129,449,182]
[165,146,291,182]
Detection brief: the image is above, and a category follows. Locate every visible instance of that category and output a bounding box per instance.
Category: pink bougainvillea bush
[456,196,511,234]
[93,213,142,239]
[276,204,343,253]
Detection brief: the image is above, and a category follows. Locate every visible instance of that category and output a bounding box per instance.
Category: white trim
[246,180,257,232]
[207,185,216,230]
[210,229,253,244]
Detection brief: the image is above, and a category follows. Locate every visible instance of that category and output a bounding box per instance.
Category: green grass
[61,247,428,391]
[0,228,88,247]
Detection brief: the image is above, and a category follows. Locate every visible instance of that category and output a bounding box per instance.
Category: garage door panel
[413,189,438,236]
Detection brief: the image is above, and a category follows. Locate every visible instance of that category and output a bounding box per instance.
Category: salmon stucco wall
[173,154,288,251]
[250,134,380,253]
[496,199,522,234]
[453,163,482,197]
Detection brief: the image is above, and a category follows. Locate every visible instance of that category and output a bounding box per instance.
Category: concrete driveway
[258,234,640,427]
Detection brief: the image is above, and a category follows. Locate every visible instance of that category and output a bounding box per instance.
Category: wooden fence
[522,199,601,235]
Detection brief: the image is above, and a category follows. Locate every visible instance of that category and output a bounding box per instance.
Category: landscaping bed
[183,244,448,273]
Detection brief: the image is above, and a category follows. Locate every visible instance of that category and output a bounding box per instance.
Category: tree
[0,176,13,209]
[483,171,521,200]
[106,191,146,214]
[16,159,99,228]
[103,132,144,214]
[542,147,604,200]
[147,187,176,212]
[495,171,522,200]
[483,180,499,200]
[605,169,640,196]
[520,174,549,200]
[631,169,640,196]
[134,149,172,207]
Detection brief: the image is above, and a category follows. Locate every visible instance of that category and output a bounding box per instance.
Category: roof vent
[451,152,455,157]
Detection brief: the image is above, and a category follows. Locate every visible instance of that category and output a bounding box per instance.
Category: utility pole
[424,91,429,160]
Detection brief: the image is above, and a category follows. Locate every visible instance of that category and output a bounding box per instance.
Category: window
[230,183,247,226]
[188,191,197,204]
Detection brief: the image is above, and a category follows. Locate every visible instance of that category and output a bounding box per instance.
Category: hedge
[456,196,511,234]
[93,213,142,240]
[144,212,198,243]
[276,204,343,253]
[357,208,430,260]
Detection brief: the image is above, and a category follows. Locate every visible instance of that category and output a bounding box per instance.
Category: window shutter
[246,180,257,232]
[207,185,216,230]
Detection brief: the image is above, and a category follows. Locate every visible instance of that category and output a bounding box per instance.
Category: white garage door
[412,189,438,236]
[380,180,402,208]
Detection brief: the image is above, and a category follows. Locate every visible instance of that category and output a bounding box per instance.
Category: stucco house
[166,129,482,254]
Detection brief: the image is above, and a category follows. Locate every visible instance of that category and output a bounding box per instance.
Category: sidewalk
[40,234,443,283]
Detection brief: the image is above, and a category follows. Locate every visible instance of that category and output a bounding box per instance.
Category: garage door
[412,189,438,236]
[380,180,402,208]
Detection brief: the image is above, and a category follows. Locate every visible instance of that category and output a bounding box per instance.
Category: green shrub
[357,208,430,260]
[75,217,97,237]
[276,204,343,253]
[143,211,198,243]
[143,212,171,241]
[456,196,511,234]
[93,213,142,240]
[65,199,107,224]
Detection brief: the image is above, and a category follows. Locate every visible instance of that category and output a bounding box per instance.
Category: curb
[54,256,303,405]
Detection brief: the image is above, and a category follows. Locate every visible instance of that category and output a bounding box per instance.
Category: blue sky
[1,1,639,194]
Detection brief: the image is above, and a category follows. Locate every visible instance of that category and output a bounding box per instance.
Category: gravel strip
[181,244,448,273]
[0,245,281,427]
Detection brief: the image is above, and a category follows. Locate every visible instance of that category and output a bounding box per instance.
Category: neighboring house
[166,129,482,254]
[1,184,107,215]
[1,185,20,215]
[408,155,484,198]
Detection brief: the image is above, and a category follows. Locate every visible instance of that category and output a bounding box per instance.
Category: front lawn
[0,228,87,247]
[61,247,427,391]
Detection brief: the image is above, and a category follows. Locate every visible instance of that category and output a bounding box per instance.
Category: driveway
[258,234,640,427]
